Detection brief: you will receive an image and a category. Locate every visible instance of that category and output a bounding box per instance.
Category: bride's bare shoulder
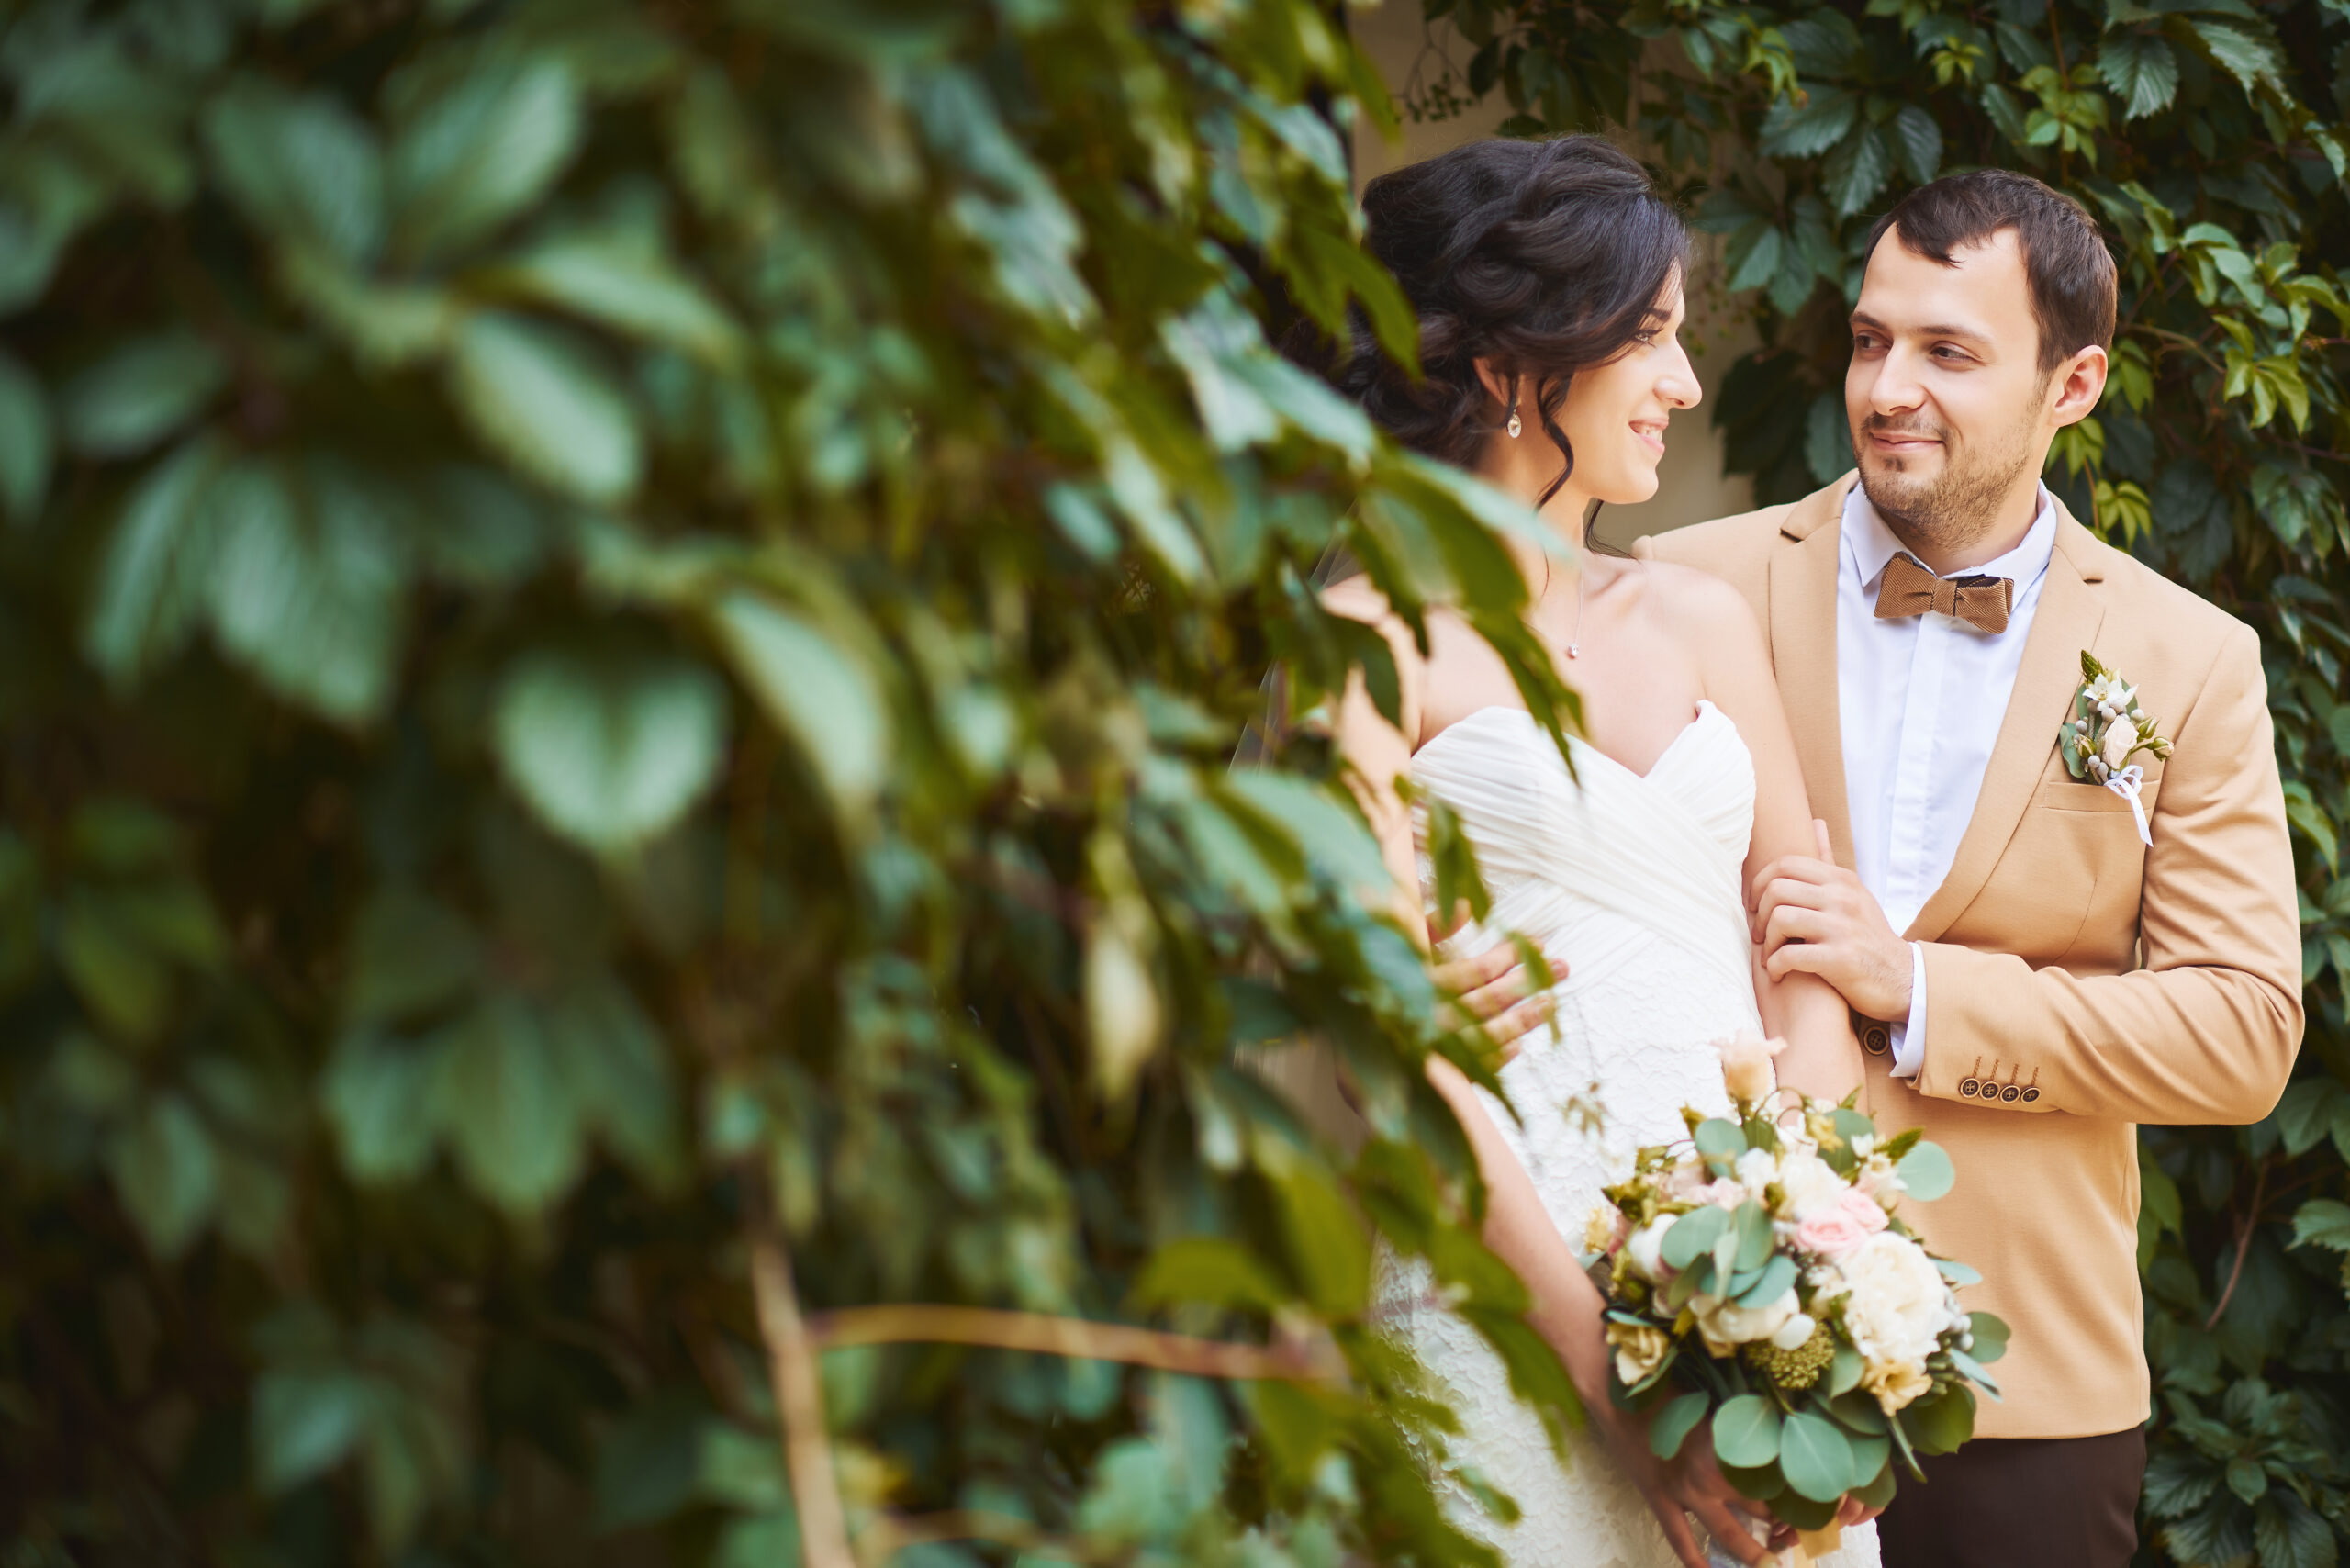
[1635,558,1770,666]
[1638,558,1755,626]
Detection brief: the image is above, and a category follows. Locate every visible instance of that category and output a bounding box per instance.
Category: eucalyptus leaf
[1662,1204,1732,1270]
[1964,1310,2010,1363]
[1734,1253,1797,1309]
[1712,1393,1784,1468]
[1694,1116,1747,1160]
[1897,1141,1956,1202]
[1777,1410,1857,1503]
[1649,1391,1709,1459]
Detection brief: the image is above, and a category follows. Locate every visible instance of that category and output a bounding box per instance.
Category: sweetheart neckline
[1413,700,1726,785]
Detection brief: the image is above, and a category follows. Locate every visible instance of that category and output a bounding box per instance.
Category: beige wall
[1345,0,1756,543]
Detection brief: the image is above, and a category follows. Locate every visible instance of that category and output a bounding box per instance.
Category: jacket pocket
[2040,778,2163,815]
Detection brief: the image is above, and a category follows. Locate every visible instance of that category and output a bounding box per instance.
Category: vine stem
[808,1305,1347,1383]
[2205,1158,2272,1331]
[746,1207,856,1568]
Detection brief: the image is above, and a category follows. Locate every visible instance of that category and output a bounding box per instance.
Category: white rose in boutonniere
[2060,652,2174,847]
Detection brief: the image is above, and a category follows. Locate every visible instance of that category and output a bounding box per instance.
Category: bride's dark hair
[1312,135,1688,515]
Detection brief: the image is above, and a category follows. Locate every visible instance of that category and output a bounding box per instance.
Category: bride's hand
[1430,938,1564,1064]
[1596,1405,1792,1568]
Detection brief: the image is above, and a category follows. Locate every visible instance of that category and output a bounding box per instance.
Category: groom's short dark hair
[1864,170,2117,377]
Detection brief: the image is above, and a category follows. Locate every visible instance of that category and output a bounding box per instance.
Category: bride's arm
[1668,566,1867,1105]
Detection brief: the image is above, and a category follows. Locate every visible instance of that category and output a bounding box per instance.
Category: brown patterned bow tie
[1873,552,2014,634]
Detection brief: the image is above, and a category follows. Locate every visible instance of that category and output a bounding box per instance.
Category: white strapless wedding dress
[1380,701,1880,1568]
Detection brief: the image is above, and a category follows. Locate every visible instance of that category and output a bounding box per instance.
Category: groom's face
[1844,227,2054,554]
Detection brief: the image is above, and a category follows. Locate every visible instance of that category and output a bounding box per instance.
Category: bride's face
[1554,273,1700,506]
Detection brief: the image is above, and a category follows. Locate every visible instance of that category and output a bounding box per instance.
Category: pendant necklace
[1539,551,1589,659]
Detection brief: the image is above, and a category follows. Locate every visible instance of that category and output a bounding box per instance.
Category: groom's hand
[1750,820,1913,1021]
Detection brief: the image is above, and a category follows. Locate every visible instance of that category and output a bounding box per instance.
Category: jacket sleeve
[1913,622,2303,1124]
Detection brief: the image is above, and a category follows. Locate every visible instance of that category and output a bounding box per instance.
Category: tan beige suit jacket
[1638,474,2302,1439]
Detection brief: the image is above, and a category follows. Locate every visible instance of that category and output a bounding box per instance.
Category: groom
[1639,170,2302,1567]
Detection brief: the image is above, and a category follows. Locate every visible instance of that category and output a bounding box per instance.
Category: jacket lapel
[1771,477,1857,868]
[1906,506,2109,943]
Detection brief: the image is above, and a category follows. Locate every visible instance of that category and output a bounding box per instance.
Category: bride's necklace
[1539,552,1589,659]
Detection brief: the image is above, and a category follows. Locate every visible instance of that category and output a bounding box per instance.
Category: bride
[1317,137,1878,1568]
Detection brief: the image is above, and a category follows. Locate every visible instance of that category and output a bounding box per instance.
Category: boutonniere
[2060,652,2173,847]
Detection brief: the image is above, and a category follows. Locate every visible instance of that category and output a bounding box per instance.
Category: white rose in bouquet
[1831,1232,1953,1408]
[1606,1321,1673,1385]
[2100,720,2139,772]
[1625,1215,1676,1283]
[1774,1149,1846,1220]
[1692,1286,1798,1354]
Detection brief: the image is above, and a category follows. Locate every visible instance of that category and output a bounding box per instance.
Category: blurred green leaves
[494,645,726,854]
[0,0,1572,1560]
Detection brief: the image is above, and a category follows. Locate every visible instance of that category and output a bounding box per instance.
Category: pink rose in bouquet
[1794,1208,1871,1258]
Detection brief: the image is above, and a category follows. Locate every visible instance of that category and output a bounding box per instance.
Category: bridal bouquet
[1583,1036,2006,1540]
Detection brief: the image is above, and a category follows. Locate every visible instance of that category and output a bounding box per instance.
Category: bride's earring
[1505,377,1523,440]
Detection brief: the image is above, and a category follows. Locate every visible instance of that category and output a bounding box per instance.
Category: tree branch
[808,1305,1346,1383]
[2206,1158,2272,1331]
[745,1204,856,1568]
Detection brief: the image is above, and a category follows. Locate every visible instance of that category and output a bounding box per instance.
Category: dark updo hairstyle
[1319,136,1688,516]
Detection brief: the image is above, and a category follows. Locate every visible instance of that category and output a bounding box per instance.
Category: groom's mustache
[1862,415,1951,444]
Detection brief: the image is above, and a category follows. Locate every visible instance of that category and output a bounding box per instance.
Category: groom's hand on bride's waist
[1749,820,1915,1023]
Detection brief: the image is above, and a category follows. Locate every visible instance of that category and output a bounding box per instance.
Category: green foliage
[1419,0,2350,1558]
[0,0,1590,1560]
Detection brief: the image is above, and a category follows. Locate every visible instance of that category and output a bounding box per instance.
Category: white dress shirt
[1837,483,2059,1077]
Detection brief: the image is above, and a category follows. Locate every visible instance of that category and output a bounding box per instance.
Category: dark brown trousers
[1875,1428,2146,1568]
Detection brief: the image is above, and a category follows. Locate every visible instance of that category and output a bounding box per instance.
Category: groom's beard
[1852,398,2042,560]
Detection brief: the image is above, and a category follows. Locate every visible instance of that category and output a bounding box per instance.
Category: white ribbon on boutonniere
[2059,652,2172,849]
[2105,763,2150,846]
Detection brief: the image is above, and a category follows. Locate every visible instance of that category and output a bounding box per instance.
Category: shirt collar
[1841,481,2059,594]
